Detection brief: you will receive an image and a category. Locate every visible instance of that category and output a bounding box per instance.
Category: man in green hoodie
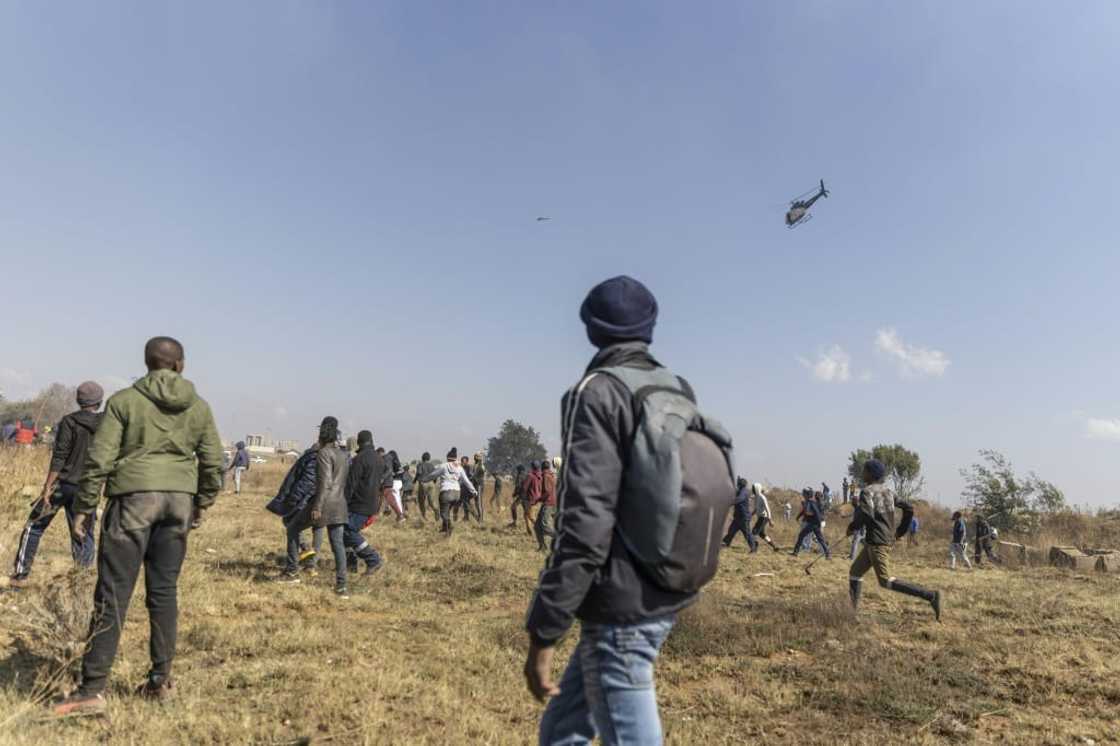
[53,337,223,717]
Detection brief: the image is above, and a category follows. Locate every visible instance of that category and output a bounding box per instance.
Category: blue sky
[2,2,1117,505]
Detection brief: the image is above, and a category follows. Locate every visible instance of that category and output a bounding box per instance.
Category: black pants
[975,537,1001,564]
[81,492,194,694]
[793,523,830,558]
[439,490,459,534]
[416,484,437,519]
[722,507,756,550]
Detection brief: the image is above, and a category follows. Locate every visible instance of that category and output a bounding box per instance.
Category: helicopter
[785,179,829,228]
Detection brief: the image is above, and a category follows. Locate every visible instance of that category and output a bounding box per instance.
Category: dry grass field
[1,446,1118,745]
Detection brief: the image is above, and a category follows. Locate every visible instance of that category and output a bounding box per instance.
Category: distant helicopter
[785,180,829,228]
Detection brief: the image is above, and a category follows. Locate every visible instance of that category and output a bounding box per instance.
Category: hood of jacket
[70,409,103,433]
[132,370,198,413]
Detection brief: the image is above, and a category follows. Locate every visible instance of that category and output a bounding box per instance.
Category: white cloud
[1086,418,1120,441]
[875,328,950,378]
[798,345,851,383]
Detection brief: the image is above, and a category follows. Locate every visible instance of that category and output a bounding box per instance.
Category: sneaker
[334,586,350,599]
[298,548,317,563]
[931,590,943,622]
[277,572,301,584]
[136,676,175,702]
[52,693,107,718]
[362,562,383,577]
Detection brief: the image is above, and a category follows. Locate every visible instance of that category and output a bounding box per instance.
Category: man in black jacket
[342,431,384,576]
[847,458,942,620]
[524,276,690,746]
[415,452,437,520]
[9,382,104,587]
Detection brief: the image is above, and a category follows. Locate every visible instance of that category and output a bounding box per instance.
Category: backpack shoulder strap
[594,365,694,423]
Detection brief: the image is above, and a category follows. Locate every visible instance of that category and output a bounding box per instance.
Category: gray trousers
[535,505,556,550]
[80,492,194,694]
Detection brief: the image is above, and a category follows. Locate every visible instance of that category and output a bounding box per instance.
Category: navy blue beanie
[863,458,888,482]
[580,275,658,348]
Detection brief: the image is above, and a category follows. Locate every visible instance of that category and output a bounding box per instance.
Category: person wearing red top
[14,421,37,446]
[532,461,557,552]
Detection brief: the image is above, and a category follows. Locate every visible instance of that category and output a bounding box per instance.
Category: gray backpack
[594,365,736,593]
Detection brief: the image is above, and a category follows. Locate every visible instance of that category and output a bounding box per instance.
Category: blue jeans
[343,513,382,568]
[12,483,96,579]
[539,615,675,746]
[794,524,829,558]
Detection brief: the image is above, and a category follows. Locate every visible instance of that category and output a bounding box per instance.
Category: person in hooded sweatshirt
[53,337,223,716]
[721,478,757,551]
[521,461,543,537]
[751,483,780,552]
[340,430,385,576]
[532,460,557,552]
[9,381,104,588]
[227,441,250,495]
[846,458,942,621]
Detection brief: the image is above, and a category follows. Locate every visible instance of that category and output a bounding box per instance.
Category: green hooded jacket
[76,369,224,514]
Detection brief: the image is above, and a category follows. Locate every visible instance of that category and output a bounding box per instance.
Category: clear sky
[2,2,1117,506]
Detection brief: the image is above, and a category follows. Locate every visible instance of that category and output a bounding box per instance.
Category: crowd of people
[4,276,990,745]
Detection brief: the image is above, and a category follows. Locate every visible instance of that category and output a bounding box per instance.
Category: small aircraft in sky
[535,216,551,222]
[785,180,829,228]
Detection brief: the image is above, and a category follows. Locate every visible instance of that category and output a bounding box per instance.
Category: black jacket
[346,445,384,516]
[526,342,697,647]
[50,410,103,485]
[847,483,912,547]
[267,446,319,525]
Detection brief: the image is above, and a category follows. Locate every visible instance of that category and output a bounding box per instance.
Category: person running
[792,490,829,559]
[846,458,941,620]
[10,382,104,588]
[751,483,780,552]
[973,514,1001,565]
[507,464,528,531]
[418,448,477,536]
[525,276,731,745]
[340,430,384,578]
[531,460,557,552]
[949,511,972,570]
[228,441,250,494]
[721,478,756,551]
[414,453,438,520]
[53,337,223,716]
[267,442,323,576]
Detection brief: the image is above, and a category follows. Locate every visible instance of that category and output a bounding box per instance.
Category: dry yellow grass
[2,446,1119,744]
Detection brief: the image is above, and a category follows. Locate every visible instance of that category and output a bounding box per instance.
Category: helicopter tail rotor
[820,179,829,198]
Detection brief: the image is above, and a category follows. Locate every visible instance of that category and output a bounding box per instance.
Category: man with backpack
[973,514,1001,565]
[524,276,735,745]
[10,381,104,587]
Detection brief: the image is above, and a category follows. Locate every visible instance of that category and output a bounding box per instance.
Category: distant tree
[485,420,547,475]
[0,383,76,429]
[847,443,925,501]
[959,449,1066,532]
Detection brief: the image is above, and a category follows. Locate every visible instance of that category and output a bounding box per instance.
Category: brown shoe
[136,676,175,702]
[52,693,107,718]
